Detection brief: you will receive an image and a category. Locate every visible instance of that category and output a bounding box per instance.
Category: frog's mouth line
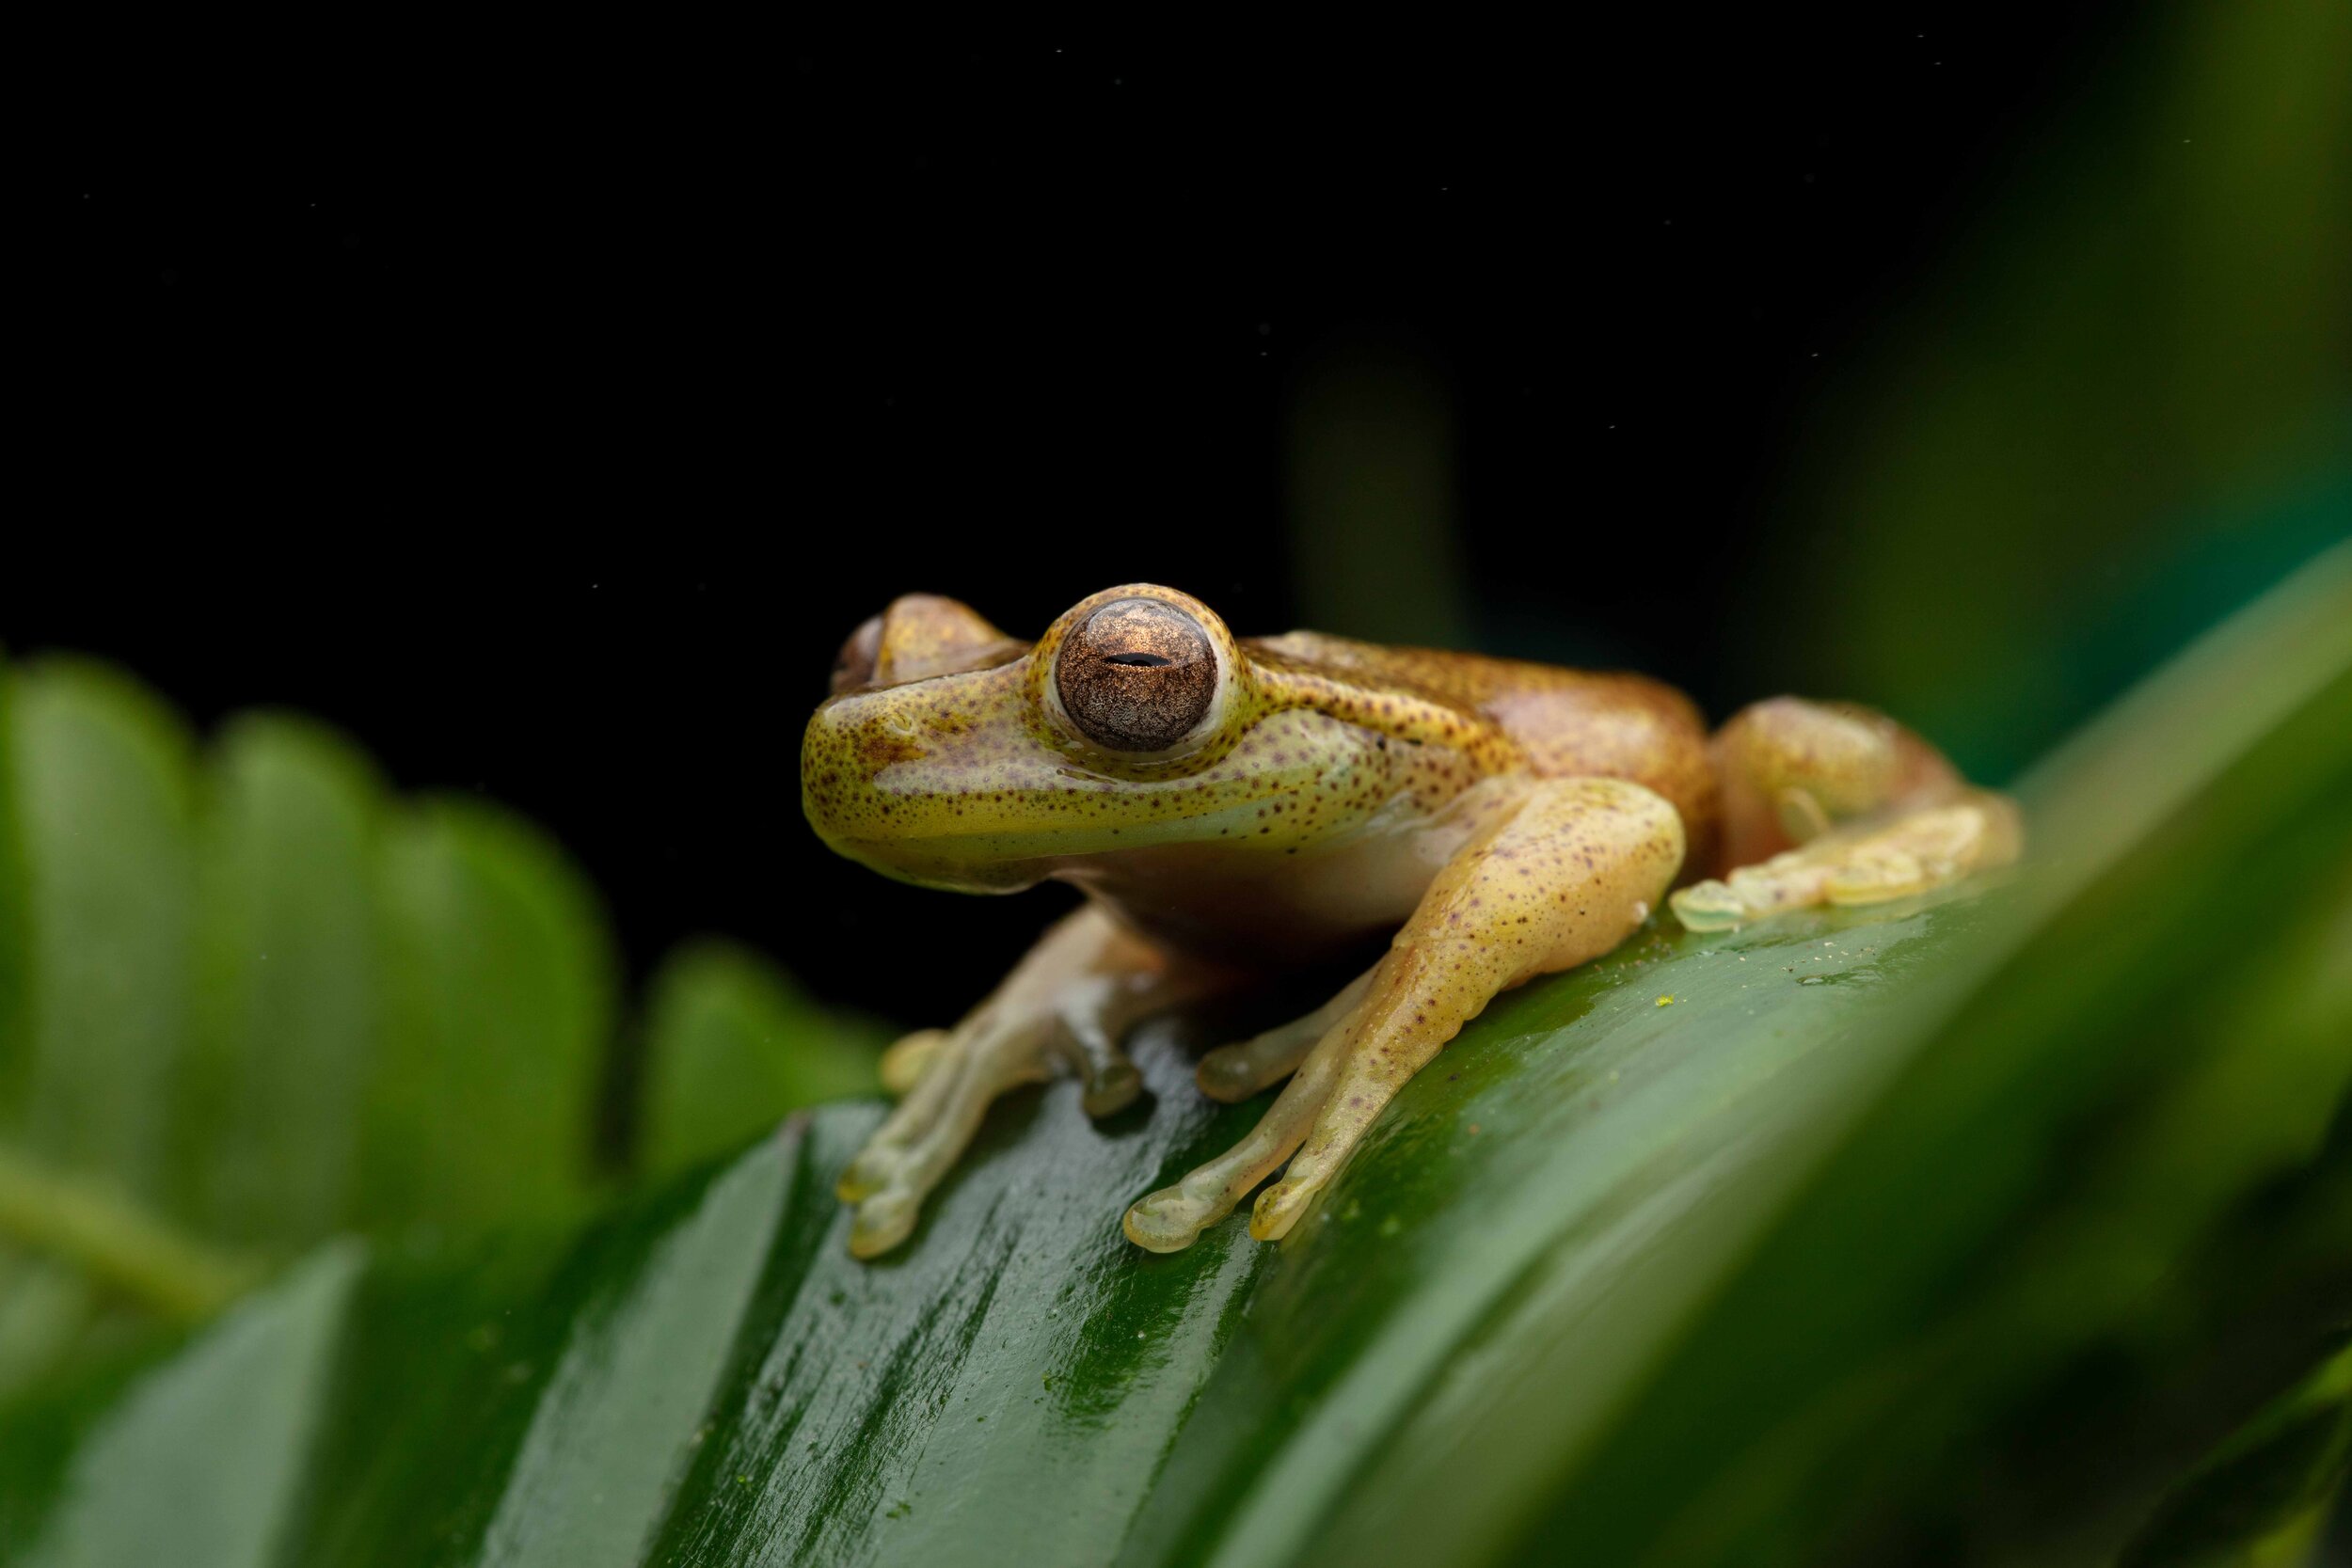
[818,791,1327,895]
[821,838,1052,895]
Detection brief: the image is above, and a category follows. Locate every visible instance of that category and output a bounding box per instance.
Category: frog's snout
[800,694,914,846]
[798,693,1041,895]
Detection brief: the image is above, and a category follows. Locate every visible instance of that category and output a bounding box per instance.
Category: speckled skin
[807,584,2019,1258]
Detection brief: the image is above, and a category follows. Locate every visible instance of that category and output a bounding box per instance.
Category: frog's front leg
[837,905,1224,1258]
[1123,777,1686,1253]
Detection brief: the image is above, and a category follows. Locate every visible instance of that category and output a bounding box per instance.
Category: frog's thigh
[1706,696,1960,864]
[838,905,1212,1259]
[1124,777,1684,1253]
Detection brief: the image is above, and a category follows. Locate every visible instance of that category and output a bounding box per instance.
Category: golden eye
[830,614,883,694]
[1056,598,1217,752]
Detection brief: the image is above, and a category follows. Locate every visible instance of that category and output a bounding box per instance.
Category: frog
[804,583,2020,1259]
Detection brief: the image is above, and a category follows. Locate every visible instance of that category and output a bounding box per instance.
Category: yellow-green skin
[803,583,1718,965]
[805,582,2012,1259]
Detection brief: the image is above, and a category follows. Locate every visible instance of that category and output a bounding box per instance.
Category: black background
[22,18,2123,1020]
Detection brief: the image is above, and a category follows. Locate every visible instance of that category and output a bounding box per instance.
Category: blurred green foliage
[637,940,880,1180]
[0,655,885,1403]
[2124,1335,2352,1567]
[1751,0,2351,777]
[1282,0,2348,799]
[1285,333,1472,652]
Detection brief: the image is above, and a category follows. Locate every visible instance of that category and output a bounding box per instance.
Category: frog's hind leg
[1124,777,1685,1253]
[1670,794,2021,930]
[1670,697,2021,931]
[837,905,1221,1258]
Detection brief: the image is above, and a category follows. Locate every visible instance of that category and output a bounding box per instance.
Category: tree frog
[804,584,2019,1259]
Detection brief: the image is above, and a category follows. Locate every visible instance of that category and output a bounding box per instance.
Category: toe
[1122,1188,1212,1253]
[879,1029,951,1095]
[1079,1056,1142,1117]
[1248,1179,1314,1241]
[849,1190,920,1258]
[1824,848,1926,905]
[1195,1045,1266,1102]
[834,1149,892,1202]
[1670,879,1748,930]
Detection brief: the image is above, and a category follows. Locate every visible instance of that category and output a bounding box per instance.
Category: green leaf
[0,659,68,1405]
[654,1041,1276,1565]
[0,1254,96,1406]
[360,799,615,1236]
[636,940,888,1180]
[8,1244,360,1568]
[2122,1334,2352,1567]
[0,651,34,1124]
[1409,552,2352,1567]
[0,659,235,1393]
[0,1142,255,1326]
[5,546,2342,1567]
[4,659,197,1201]
[1753,0,2352,779]
[0,663,634,1392]
[179,716,387,1248]
[0,1143,794,1567]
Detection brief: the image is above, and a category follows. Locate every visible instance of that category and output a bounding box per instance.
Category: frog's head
[802,583,1397,893]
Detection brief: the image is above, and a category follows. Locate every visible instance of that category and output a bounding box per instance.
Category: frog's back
[1248,631,1718,846]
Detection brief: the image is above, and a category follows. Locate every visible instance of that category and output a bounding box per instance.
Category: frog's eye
[830,614,883,694]
[1055,597,1220,752]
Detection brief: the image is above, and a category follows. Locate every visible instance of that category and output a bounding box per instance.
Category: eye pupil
[1057,598,1217,752]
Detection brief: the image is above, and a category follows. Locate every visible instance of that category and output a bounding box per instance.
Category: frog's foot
[1124,1040,1353,1251]
[1671,790,2022,931]
[842,1007,1149,1254]
[837,905,1229,1259]
[1128,777,1686,1252]
[836,1019,1057,1257]
[844,1008,1152,1255]
[1059,1007,1147,1118]
[1195,968,1377,1103]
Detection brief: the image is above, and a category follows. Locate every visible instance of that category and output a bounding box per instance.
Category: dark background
[18,13,2181,1020]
